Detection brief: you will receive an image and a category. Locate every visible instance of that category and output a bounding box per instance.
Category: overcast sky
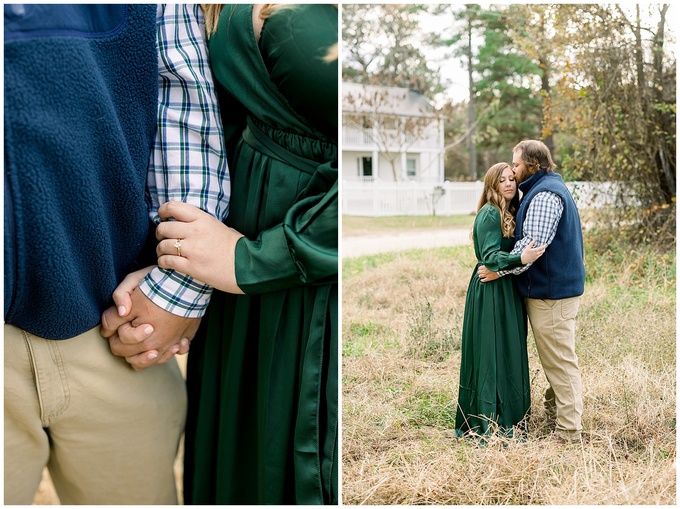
[417,3,677,107]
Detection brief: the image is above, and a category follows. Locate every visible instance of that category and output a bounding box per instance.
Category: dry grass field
[342,219,676,504]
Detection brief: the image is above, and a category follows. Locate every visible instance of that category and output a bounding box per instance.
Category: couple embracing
[455,140,586,443]
[5,4,337,505]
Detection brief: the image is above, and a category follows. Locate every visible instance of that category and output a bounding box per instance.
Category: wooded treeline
[342,4,676,248]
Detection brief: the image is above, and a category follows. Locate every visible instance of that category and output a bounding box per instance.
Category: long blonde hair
[477,162,518,238]
[202,4,337,62]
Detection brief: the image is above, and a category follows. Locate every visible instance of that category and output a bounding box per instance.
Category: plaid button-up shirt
[139,4,230,317]
[498,191,564,276]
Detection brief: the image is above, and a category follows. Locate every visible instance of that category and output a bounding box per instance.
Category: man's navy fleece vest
[514,170,585,299]
[4,5,158,339]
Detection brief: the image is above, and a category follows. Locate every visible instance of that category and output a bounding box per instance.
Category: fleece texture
[4,4,158,339]
[514,170,586,300]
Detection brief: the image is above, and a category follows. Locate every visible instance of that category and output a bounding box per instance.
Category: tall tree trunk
[537,16,554,156]
[389,158,399,182]
[539,53,554,156]
[634,5,646,100]
[467,13,476,179]
[652,4,674,201]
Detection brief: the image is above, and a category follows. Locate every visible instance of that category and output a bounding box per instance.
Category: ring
[174,239,183,257]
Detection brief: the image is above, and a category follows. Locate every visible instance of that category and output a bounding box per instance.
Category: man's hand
[477,265,500,283]
[101,268,200,371]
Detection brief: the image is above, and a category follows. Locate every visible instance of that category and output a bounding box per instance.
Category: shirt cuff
[499,254,527,276]
[139,267,213,318]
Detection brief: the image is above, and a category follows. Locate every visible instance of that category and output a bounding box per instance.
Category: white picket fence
[342,180,622,216]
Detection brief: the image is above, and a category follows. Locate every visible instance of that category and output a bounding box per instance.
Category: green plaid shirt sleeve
[139,4,230,318]
[498,191,563,277]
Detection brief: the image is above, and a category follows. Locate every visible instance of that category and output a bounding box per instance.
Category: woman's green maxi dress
[184,5,338,505]
[454,204,531,438]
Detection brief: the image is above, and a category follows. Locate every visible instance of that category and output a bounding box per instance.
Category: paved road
[342,228,472,258]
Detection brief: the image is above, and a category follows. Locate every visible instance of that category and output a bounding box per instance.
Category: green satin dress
[454,204,531,438]
[184,5,338,504]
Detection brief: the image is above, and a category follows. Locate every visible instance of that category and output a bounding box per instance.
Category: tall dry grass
[342,239,676,505]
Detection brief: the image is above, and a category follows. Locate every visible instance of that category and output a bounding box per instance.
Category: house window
[407,158,417,178]
[358,156,372,177]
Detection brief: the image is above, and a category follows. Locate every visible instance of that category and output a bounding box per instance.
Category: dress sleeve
[476,206,523,272]
[233,161,338,294]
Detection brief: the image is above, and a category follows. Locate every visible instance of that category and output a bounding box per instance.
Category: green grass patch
[343,245,474,280]
[343,252,398,280]
[343,214,475,235]
[343,321,388,357]
[403,390,458,428]
[599,251,673,289]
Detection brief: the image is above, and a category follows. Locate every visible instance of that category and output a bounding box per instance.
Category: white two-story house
[342,82,445,183]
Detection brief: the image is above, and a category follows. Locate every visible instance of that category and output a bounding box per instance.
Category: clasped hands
[100,201,244,371]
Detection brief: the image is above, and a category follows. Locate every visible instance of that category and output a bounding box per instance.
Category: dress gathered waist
[242,116,336,176]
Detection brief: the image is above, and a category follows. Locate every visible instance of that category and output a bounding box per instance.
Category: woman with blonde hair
[150,3,339,504]
[454,163,545,440]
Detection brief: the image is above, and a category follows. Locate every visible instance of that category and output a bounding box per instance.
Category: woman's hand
[478,265,499,282]
[155,201,246,294]
[520,239,546,264]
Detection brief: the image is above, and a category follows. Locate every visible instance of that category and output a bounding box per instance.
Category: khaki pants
[4,324,187,504]
[525,297,583,439]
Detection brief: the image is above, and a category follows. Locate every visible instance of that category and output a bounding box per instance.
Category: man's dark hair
[513,140,556,176]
